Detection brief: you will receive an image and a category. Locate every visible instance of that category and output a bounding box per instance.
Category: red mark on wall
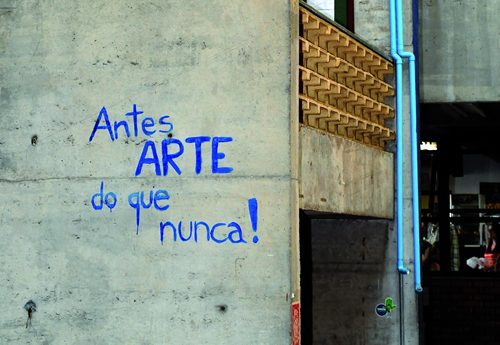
[292,302,300,345]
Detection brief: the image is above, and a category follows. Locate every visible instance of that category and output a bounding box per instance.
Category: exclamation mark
[248,198,259,244]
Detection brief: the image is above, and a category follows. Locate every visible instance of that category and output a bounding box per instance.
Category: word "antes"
[89,104,173,142]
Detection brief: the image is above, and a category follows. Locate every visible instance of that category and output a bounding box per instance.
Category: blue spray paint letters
[162,138,184,176]
[113,120,130,139]
[184,136,211,174]
[89,107,115,142]
[128,189,170,234]
[124,104,144,137]
[159,220,246,244]
[88,104,174,142]
[248,198,259,243]
[159,221,212,243]
[88,180,259,245]
[158,115,174,134]
[87,105,255,247]
[134,141,161,176]
[157,198,257,245]
[91,181,117,212]
[211,137,233,174]
[135,136,234,177]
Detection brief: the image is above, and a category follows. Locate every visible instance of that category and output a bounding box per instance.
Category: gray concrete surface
[299,125,394,219]
[420,0,500,102]
[0,1,292,344]
[310,218,400,345]
[355,0,391,55]
[355,0,413,69]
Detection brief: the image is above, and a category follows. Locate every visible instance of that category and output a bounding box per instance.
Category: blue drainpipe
[412,0,423,293]
[395,0,423,292]
[390,0,409,275]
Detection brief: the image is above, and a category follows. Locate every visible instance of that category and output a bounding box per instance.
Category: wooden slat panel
[300,38,394,102]
[299,5,395,150]
[300,8,393,80]
[300,66,394,124]
[299,95,394,149]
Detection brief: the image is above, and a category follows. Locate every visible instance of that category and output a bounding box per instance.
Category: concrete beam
[299,126,394,219]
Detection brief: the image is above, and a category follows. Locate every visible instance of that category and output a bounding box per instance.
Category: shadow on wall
[302,216,395,345]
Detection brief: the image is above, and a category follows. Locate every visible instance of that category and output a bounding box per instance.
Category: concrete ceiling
[420,102,500,163]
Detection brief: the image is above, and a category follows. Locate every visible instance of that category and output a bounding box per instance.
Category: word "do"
[91,181,117,211]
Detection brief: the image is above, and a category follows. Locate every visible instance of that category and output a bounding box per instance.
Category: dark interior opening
[300,211,393,344]
[303,0,355,32]
[419,101,500,345]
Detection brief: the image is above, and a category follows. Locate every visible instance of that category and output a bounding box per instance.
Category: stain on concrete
[0,151,15,172]
[24,300,37,328]
[216,304,227,314]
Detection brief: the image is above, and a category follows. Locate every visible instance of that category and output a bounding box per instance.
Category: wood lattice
[299,6,395,149]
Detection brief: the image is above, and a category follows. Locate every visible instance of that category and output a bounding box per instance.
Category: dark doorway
[300,212,394,344]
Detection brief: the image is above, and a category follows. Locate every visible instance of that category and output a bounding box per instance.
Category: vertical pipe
[390,0,409,275]
[412,0,423,292]
[412,0,421,114]
[399,274,405,345]
[396,0,422,292]
[409,57,423,292]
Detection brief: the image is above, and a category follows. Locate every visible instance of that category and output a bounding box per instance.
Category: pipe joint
[399,51,416,61]
[398,265,410,275]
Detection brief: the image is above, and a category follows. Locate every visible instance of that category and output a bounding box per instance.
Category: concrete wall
[420,0,500,102]
[0,1,292,344]
[310,218,400,345]
[299,126,394,219]
[354,0,391,54]
[354,0,412,58]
